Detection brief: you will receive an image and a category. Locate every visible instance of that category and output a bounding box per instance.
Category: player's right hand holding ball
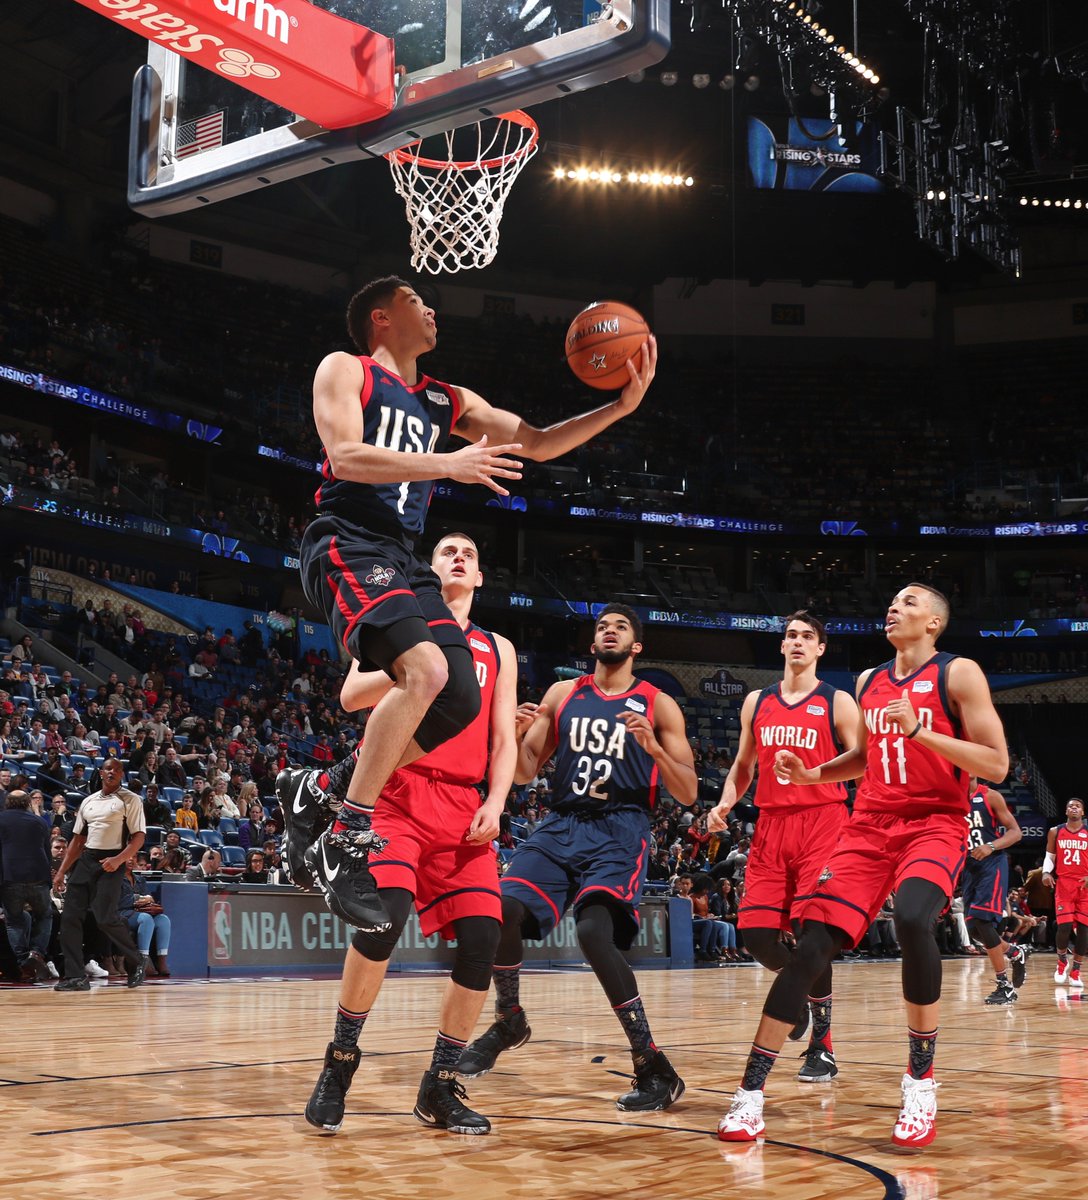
[773,749,819,786]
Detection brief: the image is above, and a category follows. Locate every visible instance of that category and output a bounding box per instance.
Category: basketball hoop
[386,110,539,275]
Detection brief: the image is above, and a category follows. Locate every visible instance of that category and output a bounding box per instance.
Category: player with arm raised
[962,778,1027,1004]
[708,612,858,1083]
[717,583,1007,1150]
[458,604,697,1111]
[280,276,656,933]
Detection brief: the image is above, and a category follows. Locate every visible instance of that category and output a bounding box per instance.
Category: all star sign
[73,0,395,130]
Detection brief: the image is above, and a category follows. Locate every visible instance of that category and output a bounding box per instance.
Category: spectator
[118,862,171,977]
[159,847,189,874]
[174,792,200,832]
[156,746,188,791]
[141,783,174,830]
[185,849,224,881]
[240,850,269,884]
[0,790,55,982]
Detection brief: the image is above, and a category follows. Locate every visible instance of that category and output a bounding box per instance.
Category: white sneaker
[717,1087,766,1142]
[892,1074,939,1148]
[45,960,59,978]
[1070,967,1084,990]
[85,960,109,978]
[1054,960,1071,985]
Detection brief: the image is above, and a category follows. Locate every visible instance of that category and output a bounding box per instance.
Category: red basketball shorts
[1054,878,1088,926]
[798,809,969,947]
[368,769,501,940]
[738,803,848,932]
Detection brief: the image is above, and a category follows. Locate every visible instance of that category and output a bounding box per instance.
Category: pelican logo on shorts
[806,704,826,716]
[818,866,833,883]
[426,389,450,406]
[912,680,934,693]
[625,697,646,713]
[365,565,396,587]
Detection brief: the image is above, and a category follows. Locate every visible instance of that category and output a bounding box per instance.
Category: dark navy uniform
[960,786,1008,925]
[500,676,660,949]
[299,357,467,668]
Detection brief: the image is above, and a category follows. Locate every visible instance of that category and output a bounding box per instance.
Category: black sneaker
[616,1050,685,1112]
[305,1042,361,1134]
[1008,947,1027,989]
[304,825,391,933]
[54,976,91,992]
[25,951,53,983]
[278,768,332,890]
[413,1069,490,1134]
[456,1008,532,1077]
[985,981,1018,1005]
[127,956,148,989]
[797,1045,838,1082]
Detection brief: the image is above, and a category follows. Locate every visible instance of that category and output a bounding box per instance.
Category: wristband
[905,721,922,740]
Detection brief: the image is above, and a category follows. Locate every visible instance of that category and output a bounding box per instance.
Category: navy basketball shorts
[500,809,652,951]
[299,516,467,670]
[960,854,1008,925]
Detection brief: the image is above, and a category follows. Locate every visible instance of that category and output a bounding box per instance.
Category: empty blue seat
[221,846,245,867]
[161,787,183,805]
[199,828,224,849]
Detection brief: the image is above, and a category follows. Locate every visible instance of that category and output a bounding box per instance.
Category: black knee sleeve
[1056,922,1074,954]
[414,644,481,754]
[743,927,792,973]
[967,916,1001,949]
[450,916,501,991]
[763,921,845,1024]
[894,879,947,1006]
[576,902,638,1007]
[1076,925,1088,958]
[351,889,413,962]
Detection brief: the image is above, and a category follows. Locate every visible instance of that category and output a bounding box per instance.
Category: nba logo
[211,900,232,961]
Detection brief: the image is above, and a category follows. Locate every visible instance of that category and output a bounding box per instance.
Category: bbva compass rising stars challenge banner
[747,116,883,192]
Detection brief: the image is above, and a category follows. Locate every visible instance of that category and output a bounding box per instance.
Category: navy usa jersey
[314,357,460,537]
[964,786,1004,850]
[550,676,662,814]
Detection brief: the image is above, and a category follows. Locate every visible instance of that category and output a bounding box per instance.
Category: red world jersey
[751,680,848,812]
[403,623,499,786]
[1054,824,1088,879]
[855,651,969,817]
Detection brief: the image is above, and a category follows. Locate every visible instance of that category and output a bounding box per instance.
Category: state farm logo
[213,0,293,44]
[217,47,280,78]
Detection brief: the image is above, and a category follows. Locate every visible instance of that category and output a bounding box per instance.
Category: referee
[53,759,148,991]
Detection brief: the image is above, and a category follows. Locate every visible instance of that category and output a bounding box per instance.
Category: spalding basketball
[565,301,651,390]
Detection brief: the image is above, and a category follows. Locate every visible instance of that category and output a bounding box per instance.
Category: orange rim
[387,110,539,171]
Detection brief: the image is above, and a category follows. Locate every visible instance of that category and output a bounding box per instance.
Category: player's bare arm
[1042,825,1059,888]
[617,692,697,806]
[708,690,760,832]
[969,788,1022,860]
[451,337,657,463]
[466,633,519,845]
[775,670,872,786]
[313,351,524,493]
[885,657,1008,782]
[514,679,572,784]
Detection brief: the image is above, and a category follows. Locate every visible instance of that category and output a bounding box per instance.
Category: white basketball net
[387,111,539,275]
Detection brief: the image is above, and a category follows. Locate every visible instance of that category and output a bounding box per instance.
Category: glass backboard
[128,0,670,216]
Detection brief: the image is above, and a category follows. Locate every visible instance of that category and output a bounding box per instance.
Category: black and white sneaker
[797,1045,838,1082]
[413,1069,491,1134]
[277,768,333,890]
[456,1007,532,1077]
[985,980,1018,1005]
[305,1042,361,1134]
[304,825,391,933]
[1008,946,1027,990]
[616,1050,685,1112]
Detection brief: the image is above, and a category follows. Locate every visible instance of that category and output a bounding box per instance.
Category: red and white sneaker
[1069,967,1084,990]
[717,1087,766,1142]
[892,1074,939,1148]
[1054,959,1071,985]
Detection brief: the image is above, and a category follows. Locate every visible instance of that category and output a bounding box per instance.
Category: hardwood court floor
[2,956,1082,1200]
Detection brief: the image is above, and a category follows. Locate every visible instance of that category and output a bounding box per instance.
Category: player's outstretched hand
[773,749,818,786]
[616,335,657,414]
[515,701,547,740]
[617,710,661,755]
[447,435,523,495]
[465,802,502,846]
[707,802,731,834]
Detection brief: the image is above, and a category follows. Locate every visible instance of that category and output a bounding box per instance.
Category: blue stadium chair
[161,787,183,806]
[115,709,130,721]
[199,829,224,849]
[69,753,95,769]
[143,826,165,846]
[221,846,245,867]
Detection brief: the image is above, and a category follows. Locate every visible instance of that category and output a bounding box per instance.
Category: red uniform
[369,623,502,938]
[1053,823,1088,925]
[738,681,849,932]
[800,653,970,946]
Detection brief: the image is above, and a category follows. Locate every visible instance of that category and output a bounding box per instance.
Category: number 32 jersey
[855,652,969,818]
[551,676,662,815]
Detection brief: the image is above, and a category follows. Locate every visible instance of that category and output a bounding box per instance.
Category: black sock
[325,749,359,800]
[493,962,522,1012]
[612,995,656,1063]
[431,1031,467,1072]
[809,994,833,1050]
[907,1027,938,1080]
[333,1004,368,1048]
[741,1043,778,1092]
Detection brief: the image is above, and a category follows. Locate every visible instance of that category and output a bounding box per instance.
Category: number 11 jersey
[855,652,969,817]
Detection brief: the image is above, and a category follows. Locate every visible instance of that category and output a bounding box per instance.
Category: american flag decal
[176,110,225,160]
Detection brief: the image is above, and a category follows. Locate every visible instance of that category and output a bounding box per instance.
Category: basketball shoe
[1008,945,1027,989]
[1069,965,1084,989]
[616,1049,685,1112]
[717,1087,766,1142]
[413,1069,490,1134]
[984,980,1017,1005]
[456,1007,531,1077]
[1054,957,1070,984]
[892,1074,939,1147]
[305,1042,361,1134]
[304,824,391,933]
[277,767,332,890]
[797,1045,838,1082]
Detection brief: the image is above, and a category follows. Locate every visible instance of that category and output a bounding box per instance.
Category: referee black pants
[59,850,141,978]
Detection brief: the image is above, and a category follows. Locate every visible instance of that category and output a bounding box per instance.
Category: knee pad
[967,917,1001,949]
[450,916,501,991]
[414,644,481,753]
[351,889,412,961]
[743,927,792,973]
[762,921,843,1025]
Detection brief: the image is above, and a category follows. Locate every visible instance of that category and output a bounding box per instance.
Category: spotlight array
[1018,197,1086,210]
[772,0,881,84]
[553,167,695,188]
